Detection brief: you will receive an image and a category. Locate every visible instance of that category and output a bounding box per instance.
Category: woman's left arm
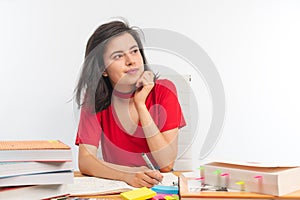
[137,103,179,172]
[134,71,179,172]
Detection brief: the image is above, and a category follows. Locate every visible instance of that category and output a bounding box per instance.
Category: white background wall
[1,0,300,169]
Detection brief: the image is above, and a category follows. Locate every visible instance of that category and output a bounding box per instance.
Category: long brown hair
[74,19,155,113]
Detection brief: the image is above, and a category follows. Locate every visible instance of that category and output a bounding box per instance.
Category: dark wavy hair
[74,19,155,113]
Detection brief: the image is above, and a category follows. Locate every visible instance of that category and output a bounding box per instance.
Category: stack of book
[0,140,74,199]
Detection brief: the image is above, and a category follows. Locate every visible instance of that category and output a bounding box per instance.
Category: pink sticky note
[221,173,229,177]
[254,175,263,179]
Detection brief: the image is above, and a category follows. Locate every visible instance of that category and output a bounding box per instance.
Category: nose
[125,53,135,66]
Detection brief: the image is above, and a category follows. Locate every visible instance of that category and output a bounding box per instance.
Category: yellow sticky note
[165,195,179,200]
[121,187,156,200]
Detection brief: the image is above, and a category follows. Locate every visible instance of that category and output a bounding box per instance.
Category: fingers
[139,172,160,187]
[134,170,162,188]
[145,170,163,183]
[133,71,155,105]
[124,167,163,188]
[135,71,154,88]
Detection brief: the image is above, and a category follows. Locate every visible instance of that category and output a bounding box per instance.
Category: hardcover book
[0,184,68,200]
[202,161,300,196]
[0,171,74,187]
[0,140,72,162]
[0,161,73,178]
[179,174,300,200]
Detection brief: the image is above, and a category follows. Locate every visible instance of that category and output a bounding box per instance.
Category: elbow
[78,155,96,177]
[160,162,174,172]
[78,159,90,176]
[78,144,99,177]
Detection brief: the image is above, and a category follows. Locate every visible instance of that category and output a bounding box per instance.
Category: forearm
[78,145,130,181]
[78,144,163,187]
[147,133,177,172]
[136,105,178,170]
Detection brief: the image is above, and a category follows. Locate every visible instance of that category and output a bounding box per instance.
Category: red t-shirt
[75,79,186,167]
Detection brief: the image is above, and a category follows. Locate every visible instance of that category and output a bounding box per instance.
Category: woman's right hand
[121,166,163,188]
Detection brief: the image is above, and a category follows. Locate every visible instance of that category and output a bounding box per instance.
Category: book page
[160,172,178,186]
[67,172,178,196]
[66,177,134,196]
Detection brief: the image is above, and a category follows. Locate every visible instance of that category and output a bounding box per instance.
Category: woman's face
[102,33,144,90]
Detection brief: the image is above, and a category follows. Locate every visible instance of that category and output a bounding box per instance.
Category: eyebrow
[109,45,139,58]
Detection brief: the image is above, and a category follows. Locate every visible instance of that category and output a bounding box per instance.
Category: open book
[67,172,178,196]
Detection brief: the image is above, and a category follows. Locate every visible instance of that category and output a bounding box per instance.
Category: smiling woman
[73,18,186,188]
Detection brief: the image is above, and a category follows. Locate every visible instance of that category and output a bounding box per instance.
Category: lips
[126,68,139,74]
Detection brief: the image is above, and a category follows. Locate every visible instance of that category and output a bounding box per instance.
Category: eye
[131,48,139,54]
[113,53,123,60]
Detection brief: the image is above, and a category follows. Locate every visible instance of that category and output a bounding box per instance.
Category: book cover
[0,140,70,150]
[0,161,73,178]
[0,171,74,187]
[0,184,68,200]
[0,140,72,162]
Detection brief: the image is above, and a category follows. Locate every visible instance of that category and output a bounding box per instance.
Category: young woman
[74,19,186,188]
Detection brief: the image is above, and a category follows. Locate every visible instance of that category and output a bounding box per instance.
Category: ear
[102,70,108,77]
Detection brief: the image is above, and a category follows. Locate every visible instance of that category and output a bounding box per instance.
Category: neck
[112,89,135,99]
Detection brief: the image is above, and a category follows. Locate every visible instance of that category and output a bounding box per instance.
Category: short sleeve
[154,79,186,132]
[75,107,102,148]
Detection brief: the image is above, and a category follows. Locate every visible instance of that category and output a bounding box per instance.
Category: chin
[117,79,138,88]
[126,74,141,83]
